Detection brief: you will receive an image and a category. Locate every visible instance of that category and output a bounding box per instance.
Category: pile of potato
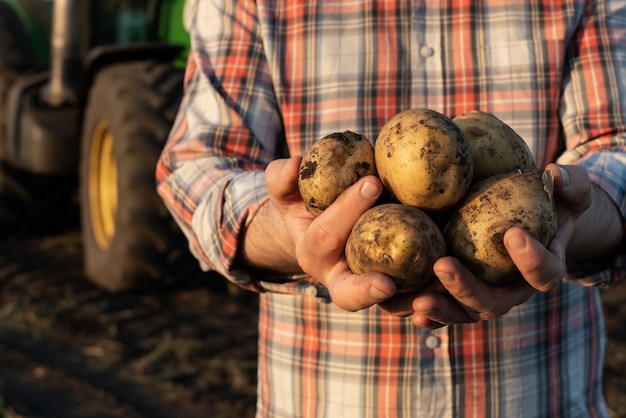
[297,109,558,292]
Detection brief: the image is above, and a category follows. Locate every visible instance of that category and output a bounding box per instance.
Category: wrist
[236,200,303,276]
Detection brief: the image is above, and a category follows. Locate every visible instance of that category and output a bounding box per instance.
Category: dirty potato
[452,111,535,182]
[298,131,377,216]
[375,108,474,211]
[346,203,447,293]
[444,168,558,285]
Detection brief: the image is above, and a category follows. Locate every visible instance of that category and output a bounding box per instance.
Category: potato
[452,111,535,182]
[346,203,447,293]
[298,131,376,216]
[444,168,558,285]
[375,108,474,211]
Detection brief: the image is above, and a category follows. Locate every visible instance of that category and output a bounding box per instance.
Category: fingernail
[361,181,379,199]
[369,286,392,302]
[507,233,526,253]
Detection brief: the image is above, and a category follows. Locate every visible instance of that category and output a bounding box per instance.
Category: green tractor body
[0,0,205,292]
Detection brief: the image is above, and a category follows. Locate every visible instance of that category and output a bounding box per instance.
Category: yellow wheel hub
[89,120,117,249]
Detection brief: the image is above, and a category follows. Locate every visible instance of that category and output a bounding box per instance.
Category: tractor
[0,0,207,292]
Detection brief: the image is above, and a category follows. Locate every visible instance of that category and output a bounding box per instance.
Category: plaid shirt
[157,0,626,416]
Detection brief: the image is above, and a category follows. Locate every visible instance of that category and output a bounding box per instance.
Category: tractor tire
[80,61,205,293]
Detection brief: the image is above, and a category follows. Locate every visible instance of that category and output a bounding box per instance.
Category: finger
[411,292,475,328]
[303,175,382,260]
[378,292,418,317]
[265,156,303,201]
[327,271,397,312]
[378,279,447,318]
[433,256,535,321]
[546,163,591,212]
[295,175,396,309]
[411,315,447,330]
[504,227,566,292]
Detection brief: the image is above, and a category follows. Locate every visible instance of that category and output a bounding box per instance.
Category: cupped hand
[409,164,593,329]
[265,156,397,312]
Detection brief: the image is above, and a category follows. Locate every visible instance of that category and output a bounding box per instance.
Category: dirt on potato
[0,229,624,418]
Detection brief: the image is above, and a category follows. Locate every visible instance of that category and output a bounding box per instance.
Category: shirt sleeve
[556,0,626,287]
[156,0,286,290]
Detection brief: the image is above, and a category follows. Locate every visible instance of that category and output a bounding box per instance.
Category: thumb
[546,163,591,214]
[265,156,303,202]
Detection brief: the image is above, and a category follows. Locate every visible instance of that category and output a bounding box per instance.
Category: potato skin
[375,108,474,211]
[298,131,376,216]
[452,111,535,182]
[346,203,447,293]
[444,168,558,285]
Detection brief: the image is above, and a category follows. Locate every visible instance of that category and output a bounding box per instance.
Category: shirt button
[419,45,435,58]
[304,285,318,297]
[425,335,440,349]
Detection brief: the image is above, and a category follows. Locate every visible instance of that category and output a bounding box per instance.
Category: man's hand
[265,156,397,311]
[408,164,593,328]
[261,159,616,327]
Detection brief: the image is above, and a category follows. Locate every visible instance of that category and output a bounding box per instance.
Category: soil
[0,230,258,418]
[0,229,625,418]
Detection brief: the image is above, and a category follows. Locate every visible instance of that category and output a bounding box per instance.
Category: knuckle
[531,267,565,293]
[462,311,482,323]
[534,279,559,293]
[453,288,476,304]
[479,307,509,321]
[311,222,343,251]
